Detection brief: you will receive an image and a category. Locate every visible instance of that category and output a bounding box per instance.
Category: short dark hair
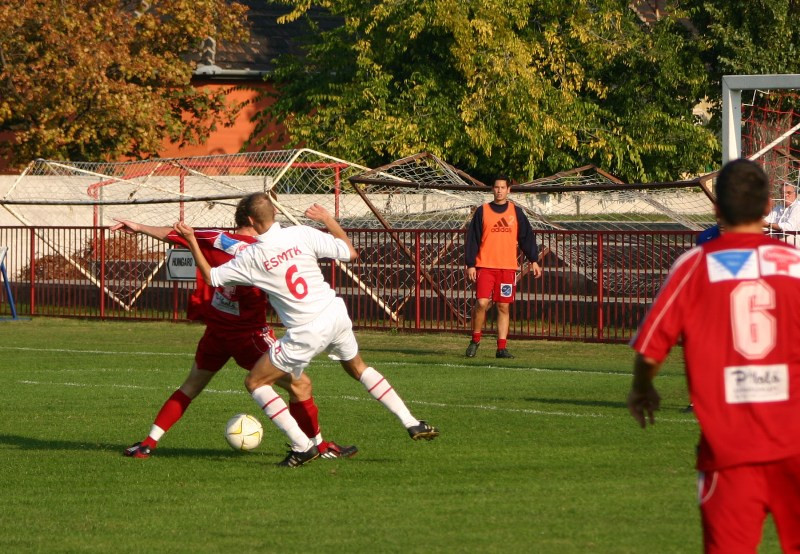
[235,192,275,227]
[715,159,770,225]
[234,196,250,228]
[492,175,512,189]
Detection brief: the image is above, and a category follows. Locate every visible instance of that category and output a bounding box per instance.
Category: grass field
[0,318,781,553]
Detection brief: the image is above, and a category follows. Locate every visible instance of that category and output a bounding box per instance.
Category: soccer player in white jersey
[175,192,439,467]
[112,205,357,460]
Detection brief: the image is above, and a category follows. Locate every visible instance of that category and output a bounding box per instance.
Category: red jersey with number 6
[631,232,800,471]
[167,229,268,331]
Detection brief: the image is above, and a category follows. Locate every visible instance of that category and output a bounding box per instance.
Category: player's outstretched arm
[304,203,357,261]
[173,222,213,285]
[110,219,172,241]
[628,353,662,428]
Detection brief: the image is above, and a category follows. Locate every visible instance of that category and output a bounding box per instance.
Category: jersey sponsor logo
[758,245,800,277]
[215,233,249,255]
[211,288,241,316]
[491,218,513,232]
[500,282,513,297]
[707,249,758,282]
[724,364,789,404]
[263,246,303,271]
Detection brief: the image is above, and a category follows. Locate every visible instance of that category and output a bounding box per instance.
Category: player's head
[715,159,770,226]
[492,175,511,202]
[238,192,276,230]
[234,197,252,229]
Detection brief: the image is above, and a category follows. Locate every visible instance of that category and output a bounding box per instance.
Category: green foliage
[257,0,717,182]
[0,0,249,169]
[687,0,800,79]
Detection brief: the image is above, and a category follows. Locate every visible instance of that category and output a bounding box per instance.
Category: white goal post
[722,73,800,163]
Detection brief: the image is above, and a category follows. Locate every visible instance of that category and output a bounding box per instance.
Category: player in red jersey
[629,159,800,552]
[464,175,542,359]
[113,203,357,460]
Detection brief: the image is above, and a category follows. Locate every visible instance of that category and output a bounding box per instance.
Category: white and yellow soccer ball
[224,413,263,451]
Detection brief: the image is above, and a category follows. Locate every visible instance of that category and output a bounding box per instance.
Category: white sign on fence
[166,249,196,281]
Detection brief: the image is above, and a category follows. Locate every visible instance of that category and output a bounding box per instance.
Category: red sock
[289,397,320,440]
[144,390,192,448]
[472,332,482,343]
[497,339,507,350]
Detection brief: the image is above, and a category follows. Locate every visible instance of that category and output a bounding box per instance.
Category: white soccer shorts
[269,297,359,378]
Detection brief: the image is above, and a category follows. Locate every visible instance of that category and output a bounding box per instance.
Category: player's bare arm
[110,219,172,241]
[628,353,661,428]
[173,222,213,285]
[304,203,358,261]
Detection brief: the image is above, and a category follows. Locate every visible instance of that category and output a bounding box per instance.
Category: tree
[687,0,800,79]
[0,0,249,169]
[257,0,717,182]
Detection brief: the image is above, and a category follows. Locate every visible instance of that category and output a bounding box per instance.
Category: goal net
[0,149,372,313]
[741,88,800,238]
[349,154,714,328]
[0,146,716,328]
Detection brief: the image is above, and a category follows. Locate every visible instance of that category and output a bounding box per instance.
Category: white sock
[251,385,314,452]
[148,425,166,442]
[359,367,419,428]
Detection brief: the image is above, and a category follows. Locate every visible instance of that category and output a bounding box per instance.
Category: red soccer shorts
[698,453,800,553]
[475,268,516,303]
[194,326,276,372]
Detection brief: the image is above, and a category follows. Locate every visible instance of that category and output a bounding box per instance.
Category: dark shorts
[475,268,516,303]
[698,453,800,552]
[194,326,276,372]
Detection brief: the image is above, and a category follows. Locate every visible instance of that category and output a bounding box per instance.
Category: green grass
[0,319,780,553]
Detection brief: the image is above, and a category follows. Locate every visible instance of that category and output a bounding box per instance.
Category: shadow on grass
[0,434,394,464]
[0,433,246,459]
[523,397,627,410]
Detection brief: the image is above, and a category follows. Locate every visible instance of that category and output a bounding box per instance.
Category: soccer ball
[224,413,263,451]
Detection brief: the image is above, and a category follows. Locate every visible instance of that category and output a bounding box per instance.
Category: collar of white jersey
[256,221,281,241]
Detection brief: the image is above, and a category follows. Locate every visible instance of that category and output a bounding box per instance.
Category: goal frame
[722,73,800,163]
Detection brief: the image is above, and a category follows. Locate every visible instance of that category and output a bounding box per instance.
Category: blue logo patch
[709,250,753,277]
[218,233,244,254]
[500,283,513,298]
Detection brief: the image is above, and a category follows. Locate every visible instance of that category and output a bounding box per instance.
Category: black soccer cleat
[277,445,319,468]
[407,420,440,441]
[495,348,514,359]
[465,340,480,358]
[319,441,359,459]
[123,442,151,459]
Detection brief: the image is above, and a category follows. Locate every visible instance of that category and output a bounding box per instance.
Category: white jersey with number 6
[209,222,351,328]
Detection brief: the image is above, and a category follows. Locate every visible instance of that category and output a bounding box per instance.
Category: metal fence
[0,226,697,342]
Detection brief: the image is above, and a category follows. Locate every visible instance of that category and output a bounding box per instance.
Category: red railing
[0,226,697,342]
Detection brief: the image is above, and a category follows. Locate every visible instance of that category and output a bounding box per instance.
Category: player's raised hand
[173,221,195,240]
[627,386,661,428]
[110,219,138,234]
[304,203,332,223]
